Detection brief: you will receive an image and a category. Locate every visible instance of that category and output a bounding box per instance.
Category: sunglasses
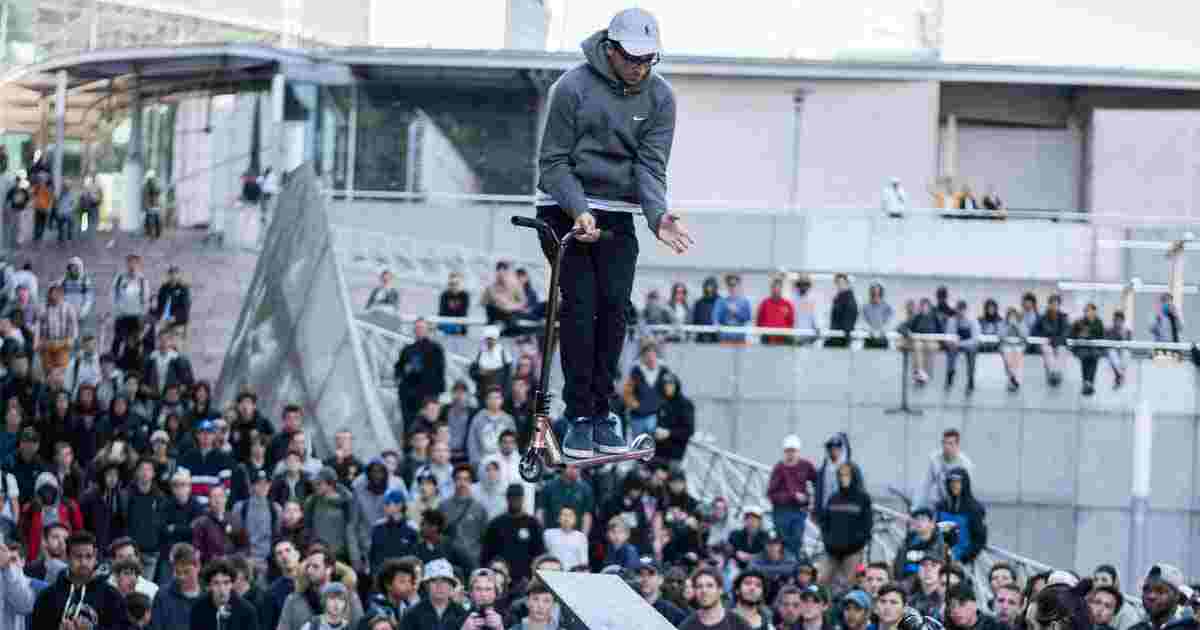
[610,41,659,68]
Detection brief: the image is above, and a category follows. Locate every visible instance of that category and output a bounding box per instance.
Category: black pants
[112,315,142,354]
[1080,356,1099,384]
[537,207,638,420]
[33,210,49,241]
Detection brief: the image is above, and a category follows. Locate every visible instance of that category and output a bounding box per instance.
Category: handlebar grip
[511,215,548,230]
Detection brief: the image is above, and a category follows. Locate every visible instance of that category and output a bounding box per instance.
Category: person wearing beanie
[892,507,946,584]
[305,466,363,572]
[300,582,353,630]
[367,489,417,578]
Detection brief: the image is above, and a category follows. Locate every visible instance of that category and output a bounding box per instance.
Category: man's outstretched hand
[657,212,694,254]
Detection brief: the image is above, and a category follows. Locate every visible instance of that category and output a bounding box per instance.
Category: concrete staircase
[10,228,258,382]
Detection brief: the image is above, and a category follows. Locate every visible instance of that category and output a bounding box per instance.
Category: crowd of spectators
[0,236,1189,630]
[627,273,1181,397]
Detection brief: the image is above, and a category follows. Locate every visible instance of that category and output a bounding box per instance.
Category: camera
[898,607,945,630]
[936,521,960,549]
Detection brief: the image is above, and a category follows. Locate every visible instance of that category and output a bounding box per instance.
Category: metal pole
[1128,396,1152,580]
[886,344,923,416]
[346,84,358,200]
[127,77,144,232]
[52,70,66,195]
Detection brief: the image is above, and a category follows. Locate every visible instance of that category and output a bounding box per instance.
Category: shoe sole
[595,443,630,455]
[563,446,595,459]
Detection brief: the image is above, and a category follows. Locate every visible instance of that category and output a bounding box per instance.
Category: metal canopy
[3,43,352,95]
[11,41,1200,96]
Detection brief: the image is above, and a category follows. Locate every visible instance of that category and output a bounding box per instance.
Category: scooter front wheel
[518,451,545,483]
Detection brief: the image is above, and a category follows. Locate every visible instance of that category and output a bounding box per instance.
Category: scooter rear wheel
[519,451,545,483]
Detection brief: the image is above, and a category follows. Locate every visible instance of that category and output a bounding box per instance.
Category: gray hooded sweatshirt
[537,30,676,233]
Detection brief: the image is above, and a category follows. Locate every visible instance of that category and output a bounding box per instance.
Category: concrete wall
[1091,109,1200,219]
[653,342,1200,580]
[330,200,1120,281]
[662,77,940,210]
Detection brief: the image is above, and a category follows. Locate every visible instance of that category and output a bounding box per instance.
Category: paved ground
[11,227,259,383]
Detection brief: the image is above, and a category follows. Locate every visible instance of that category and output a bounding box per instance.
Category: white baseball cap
[607,8,662,57]
[782,435,802,451]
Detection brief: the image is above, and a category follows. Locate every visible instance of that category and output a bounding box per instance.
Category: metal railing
[348,313,1200,354]
[680,437,1143,611]
[334,189,1200,226]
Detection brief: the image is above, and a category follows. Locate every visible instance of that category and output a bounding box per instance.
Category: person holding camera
[461,568,510,630]
[933,468,987,566]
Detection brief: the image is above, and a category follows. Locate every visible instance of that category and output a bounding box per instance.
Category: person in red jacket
[192,485,235,565]
[21,471,83,561]
[756,276,795,345]
[766,435,817,560]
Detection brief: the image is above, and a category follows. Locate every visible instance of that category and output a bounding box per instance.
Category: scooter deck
[558,447,656,468]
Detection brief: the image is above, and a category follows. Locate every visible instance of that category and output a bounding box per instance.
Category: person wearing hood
[80,458,127,552]
[883,177,908,218]
[826,273,859,349]
[20,470,82,563]
[862,283,894,349]
[933,467,987,565]
[473,456,507,521]
[30,531,129,630]
[891,508,946,584]
[305,467,363,572]
[59,256,95,328]
[692,277,721,343]
[652,372,694,465]
[353,457,408,568]
[818,462,872,594]
[536,7,692,461]
[812,433,851,529]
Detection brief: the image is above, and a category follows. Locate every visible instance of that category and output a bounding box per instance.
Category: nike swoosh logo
[633,115,647,121]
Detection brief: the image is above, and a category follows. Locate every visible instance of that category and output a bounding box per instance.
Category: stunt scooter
[511,215,655,483]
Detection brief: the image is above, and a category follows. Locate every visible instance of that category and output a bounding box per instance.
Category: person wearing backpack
[79,173,103,238]
[29,177,54,242]
[3,173,29,249]
[111,254,148,356]
[143,172,163,239]
[230,469,282,579]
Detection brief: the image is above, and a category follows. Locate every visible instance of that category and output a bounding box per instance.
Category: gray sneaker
[593,413,629,454]
[562,417,595,459]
